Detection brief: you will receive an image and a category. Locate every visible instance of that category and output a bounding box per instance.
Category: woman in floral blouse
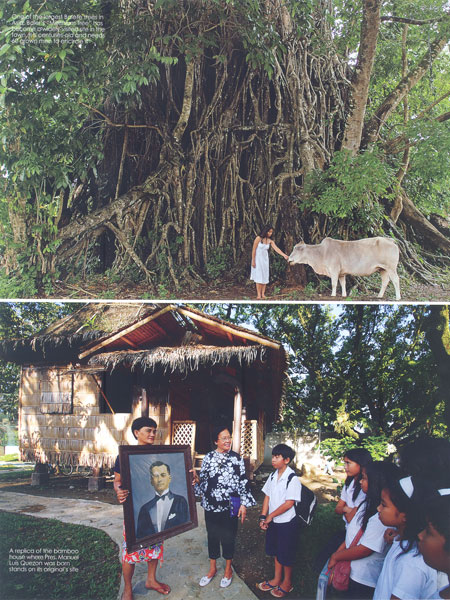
[191,424,256,589]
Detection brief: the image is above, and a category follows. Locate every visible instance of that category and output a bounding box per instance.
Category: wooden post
[88,466,105,491]
[141,387,149,417]
[232,386,242,454]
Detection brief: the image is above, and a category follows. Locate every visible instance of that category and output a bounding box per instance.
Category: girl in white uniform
[250,225,289,299]
[374,474,440,600]
[335,447,372,528]
[314,447,372,573]
[418,489,450,599]
[328,461,397,598]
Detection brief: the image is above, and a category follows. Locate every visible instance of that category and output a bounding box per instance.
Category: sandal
[270,585,293,598]
[258,581,277,592]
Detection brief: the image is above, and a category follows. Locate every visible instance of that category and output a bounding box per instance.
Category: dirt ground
[46,269,450,303]
[0,467,342,598]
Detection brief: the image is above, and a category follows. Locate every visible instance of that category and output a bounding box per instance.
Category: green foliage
[0,303,79,421]
[320,435,391,463]
[303,149,395,232]
[403,119,450,215]
[0,511,120,599]
[202,303,449,441]
[204,247,232,281]
[270,253,288,281]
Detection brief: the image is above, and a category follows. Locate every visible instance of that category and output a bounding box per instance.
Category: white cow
[288,237,401,300]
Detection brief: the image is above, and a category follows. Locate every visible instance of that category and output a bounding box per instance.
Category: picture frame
[118,444,198,553]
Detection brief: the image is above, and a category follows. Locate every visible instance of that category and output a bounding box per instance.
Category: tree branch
[381,16,445,25]
[363,18,450,145]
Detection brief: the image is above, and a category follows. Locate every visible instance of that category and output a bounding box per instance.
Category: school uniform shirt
[427,584,450,599]
[340,478,366,527]
[373,539,439,600]
[437,572,450,590]
[345,505,390,589]
[261,466,302,523]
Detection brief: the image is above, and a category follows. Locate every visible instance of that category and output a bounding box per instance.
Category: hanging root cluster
[51,0,350,290]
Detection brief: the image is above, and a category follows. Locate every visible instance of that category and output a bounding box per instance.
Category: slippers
[258,581,277,592]
[220,575,233,588]
[199,574,216,587]
[270,585,293,598]
[145,583,171,595]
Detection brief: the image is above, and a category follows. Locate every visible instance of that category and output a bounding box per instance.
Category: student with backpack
[257,443,302,598]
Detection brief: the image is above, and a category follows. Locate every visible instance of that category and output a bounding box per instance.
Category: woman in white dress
[250,225,289,299]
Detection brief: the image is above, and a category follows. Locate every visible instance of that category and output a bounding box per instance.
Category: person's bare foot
[145,581,171,595]
[121,588,133,600]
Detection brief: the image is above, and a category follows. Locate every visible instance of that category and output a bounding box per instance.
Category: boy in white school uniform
[258,444,302,598]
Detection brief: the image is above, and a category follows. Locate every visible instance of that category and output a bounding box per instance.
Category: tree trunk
[423,306,450,433]
[399,189,450,253]
[342,0,381,154]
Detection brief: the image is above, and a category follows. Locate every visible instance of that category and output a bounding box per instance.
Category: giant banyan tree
[1,0,449,293]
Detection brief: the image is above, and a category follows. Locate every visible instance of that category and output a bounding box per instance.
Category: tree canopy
[204,303,450,442]
[0,0,449,296]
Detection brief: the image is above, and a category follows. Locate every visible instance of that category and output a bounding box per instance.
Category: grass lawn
[0,468,33,479]
[0,453,20,461]
[0,511,121,600]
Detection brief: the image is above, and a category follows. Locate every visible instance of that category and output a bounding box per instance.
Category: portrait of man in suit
[136,460,189,539]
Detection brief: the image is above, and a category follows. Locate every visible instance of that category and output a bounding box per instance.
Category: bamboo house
[1,303,287,477]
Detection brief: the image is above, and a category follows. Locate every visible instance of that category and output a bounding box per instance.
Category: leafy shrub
[205,247,232,281]
[303,148,395,232]
[320,434,392,463]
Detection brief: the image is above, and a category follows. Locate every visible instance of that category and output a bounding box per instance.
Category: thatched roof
[0,303,159,363]
[87,345,267,375]
[0,303,284,373]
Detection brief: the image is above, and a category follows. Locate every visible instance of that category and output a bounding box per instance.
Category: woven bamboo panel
[73,393,98,408]
[73,406,100,416]
[21,406,44,415]
[73,374,99,394]
[22,371,41,395]
[20,392,40,406]
[172,421,196,447]
[240,420,257,460]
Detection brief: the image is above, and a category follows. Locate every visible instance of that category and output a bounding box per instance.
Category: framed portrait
[119,445,198,553]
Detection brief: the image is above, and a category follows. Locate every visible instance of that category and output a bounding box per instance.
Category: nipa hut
[1,303,287,479]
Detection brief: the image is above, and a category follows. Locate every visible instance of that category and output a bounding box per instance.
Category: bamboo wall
[19,366,171,468]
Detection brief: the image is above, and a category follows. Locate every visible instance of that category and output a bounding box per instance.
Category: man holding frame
[114,417,171,598]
